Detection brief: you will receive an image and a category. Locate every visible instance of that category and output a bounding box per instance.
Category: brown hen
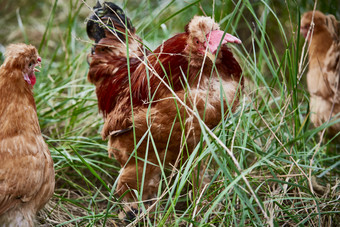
[87,2,243,219]
[301,10,340,139]
[0,44,55,226]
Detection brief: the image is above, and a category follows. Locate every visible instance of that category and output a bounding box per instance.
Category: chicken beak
[204,30,241,60]
[37,56,42,67]
[205,52,216,62]
[34,56,42,72]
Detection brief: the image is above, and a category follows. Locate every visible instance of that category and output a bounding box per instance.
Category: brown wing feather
[130,33,189,103]
[88,34,147,115]
[100,33,189,138]
[101,33,244,138]
[0,137,51,215]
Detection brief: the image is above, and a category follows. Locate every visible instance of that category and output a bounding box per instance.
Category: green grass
[0,0,339,226]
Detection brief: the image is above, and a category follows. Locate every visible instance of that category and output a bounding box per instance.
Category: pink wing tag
[206,30,241,54]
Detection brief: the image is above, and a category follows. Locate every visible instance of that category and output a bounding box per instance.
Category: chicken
[0,43,55,226]
[301,11,340,139]
[87,2,243,218]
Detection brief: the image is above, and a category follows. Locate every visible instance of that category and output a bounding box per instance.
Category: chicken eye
[194,38,199,44]
[29,62,33,67]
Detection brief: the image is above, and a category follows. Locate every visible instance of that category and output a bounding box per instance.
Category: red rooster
[87,2,243,218]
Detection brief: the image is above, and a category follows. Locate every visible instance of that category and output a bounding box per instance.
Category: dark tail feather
[86,2,134,43]
[101,2,134,32]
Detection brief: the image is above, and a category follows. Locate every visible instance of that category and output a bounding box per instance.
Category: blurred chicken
[87,2,243,218]
[301,11,340,139]
[0,44,55,226]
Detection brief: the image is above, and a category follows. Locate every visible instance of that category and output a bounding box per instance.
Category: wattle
[29,73,36,86]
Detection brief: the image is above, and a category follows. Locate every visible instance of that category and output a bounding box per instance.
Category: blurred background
[0,0,339,56]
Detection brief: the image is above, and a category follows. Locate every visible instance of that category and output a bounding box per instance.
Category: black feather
[86,2,135,43]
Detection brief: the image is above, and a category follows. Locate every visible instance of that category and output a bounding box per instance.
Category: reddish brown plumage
[0,43,54,226]
[131,33,189,103]
[87,3,243,219]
